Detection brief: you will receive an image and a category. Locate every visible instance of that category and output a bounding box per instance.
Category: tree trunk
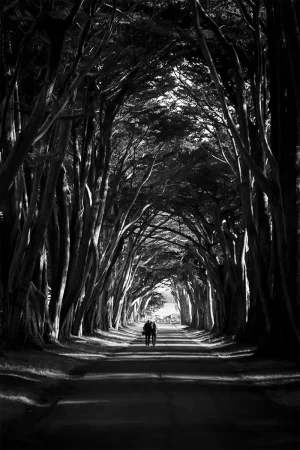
[3,120,72,345]
[49,167,70,339]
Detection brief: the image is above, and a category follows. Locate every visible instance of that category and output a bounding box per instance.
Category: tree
[0,0,298,360]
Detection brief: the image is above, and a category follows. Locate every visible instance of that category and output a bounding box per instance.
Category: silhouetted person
[151,321,157,346]
[143,320,152,347]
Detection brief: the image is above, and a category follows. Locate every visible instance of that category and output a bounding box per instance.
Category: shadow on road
[2,324,299,450]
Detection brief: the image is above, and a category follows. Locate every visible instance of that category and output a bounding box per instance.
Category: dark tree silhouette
[0,0,299,359]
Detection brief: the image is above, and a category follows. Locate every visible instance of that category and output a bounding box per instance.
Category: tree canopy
[0,0,299,358]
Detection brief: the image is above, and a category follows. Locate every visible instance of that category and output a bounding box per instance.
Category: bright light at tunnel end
[153,285,179,319]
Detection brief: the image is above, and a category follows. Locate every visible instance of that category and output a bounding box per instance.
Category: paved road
[6,325,300,449]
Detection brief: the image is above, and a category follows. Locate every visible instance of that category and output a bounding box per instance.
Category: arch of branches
[0,1,299,358]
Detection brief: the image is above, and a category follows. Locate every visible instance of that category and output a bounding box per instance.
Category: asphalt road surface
[5,324,300,449]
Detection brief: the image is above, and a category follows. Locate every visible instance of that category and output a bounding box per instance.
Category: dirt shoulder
[0,325,140,437]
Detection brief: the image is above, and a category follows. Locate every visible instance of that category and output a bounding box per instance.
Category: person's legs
[152,333,156,346]
[146,334,150,346]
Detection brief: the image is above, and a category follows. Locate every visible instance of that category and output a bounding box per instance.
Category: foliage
[0,0,299,357]
[144,293,166,316]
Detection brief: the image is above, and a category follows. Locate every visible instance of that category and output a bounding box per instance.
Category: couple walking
[143,320,157,347]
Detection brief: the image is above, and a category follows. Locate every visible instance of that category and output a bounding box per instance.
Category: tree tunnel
[0,0,299,358]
